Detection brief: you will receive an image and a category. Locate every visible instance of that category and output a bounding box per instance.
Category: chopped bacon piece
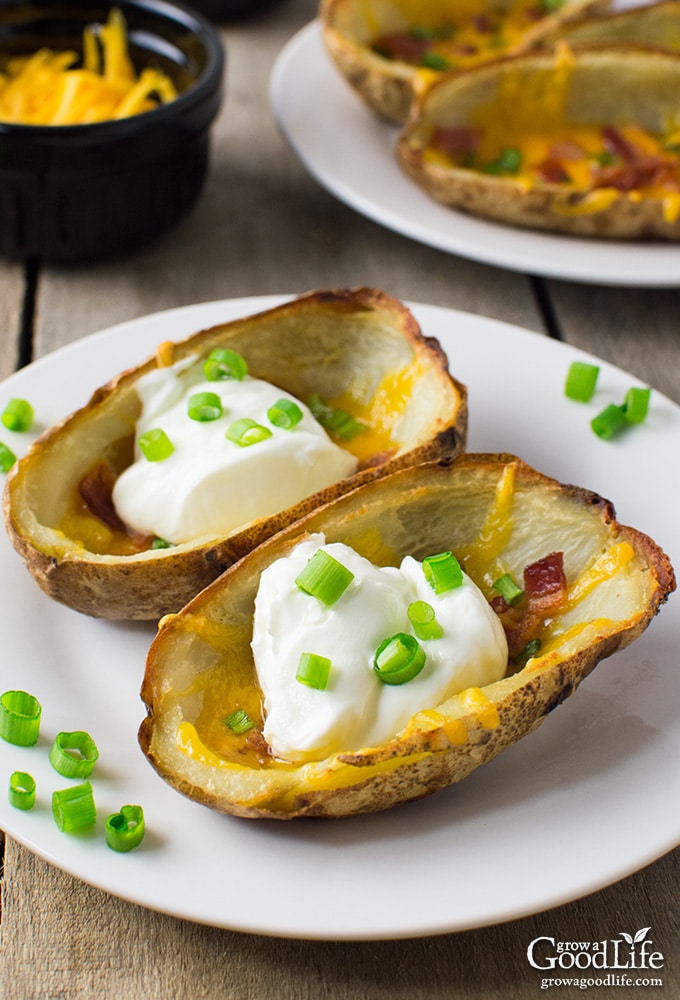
[79,462,129,533]
[432,125,480,158]
[535,157,571,183]
[372,32,430,64]
[601,126,639,163]
[593,155,680,193]
[450,43,478,56]
[493,552,568,660]
[548,139,586,161]
[472,14,492,32]
[524,551,567,602]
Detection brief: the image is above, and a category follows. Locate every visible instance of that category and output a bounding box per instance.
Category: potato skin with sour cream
[2,288,466,620]
[138,454,675,820]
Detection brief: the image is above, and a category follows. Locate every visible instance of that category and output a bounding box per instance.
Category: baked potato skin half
[3,287,466,620]
[139,455,675,820]
[320,0,609,125]
[397,47,680,239]
[549,0,680,51]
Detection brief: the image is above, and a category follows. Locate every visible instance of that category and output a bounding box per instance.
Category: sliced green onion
[421,52,451,71]
[9,771,36,811]
[2,397,34,432]
[226,417,272,447]
[138,428,174,462]
[296,652,331,690]
[203,348,248,382]
[306,393,368,440]
[267,398,303,429]
[565,361,599,402]
[105,804,145,853]
[52,781,96,833]
[422,551,463,594]
[492,573,525,606]
[373,633,426,685]
[151,537,173,549]
[224,709,255,735]
[407,601,444,640]
[0,690,41,746]
[0,441,17,473]
[187,391,222,422]
[591,403,627,440]
[295,548,354,605]
[515,637,542,666]
[49,730,99,779]
[623,386,651,424]
[482,147,522,175]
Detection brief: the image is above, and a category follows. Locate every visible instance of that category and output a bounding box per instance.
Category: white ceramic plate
[0,296,678,940]
[269,20,680,287]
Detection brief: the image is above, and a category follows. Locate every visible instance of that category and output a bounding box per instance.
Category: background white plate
[0,296,678,940]
[270,21,680,288]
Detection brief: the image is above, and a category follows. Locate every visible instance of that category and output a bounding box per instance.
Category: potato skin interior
[139,454,675,820]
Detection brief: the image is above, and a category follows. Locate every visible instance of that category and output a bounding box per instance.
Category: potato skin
[397,47,680,239]
[320,0,609,125]
[3,288,466,620]
[139,454,675,819]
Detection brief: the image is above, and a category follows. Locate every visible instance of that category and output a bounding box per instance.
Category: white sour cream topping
[111,358,358,545]
[251,534,508,763]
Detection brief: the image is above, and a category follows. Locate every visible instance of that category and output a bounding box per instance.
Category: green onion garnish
[138,428,174,462]
[591,403,628,440]
[224,709,255,735]
[295,549,354,606]
[422,551,463,594]
[515,637,542,666]
[52,781,96,834]
[0,441,17,473]
[187,391,222,422]
[151,537,173,549]
[407,601,444,640]
[1,397,34,432]
[267,398,303,429]
[492,573,524,606]
[8,771,36,811]
[203,348,248,382]
[296,652,331,690]
[373,633,426,685]
[0,689,41,746]
[482,147,522,175]
[565,361,599,402]
[306,393,368,440]
[226,417,272,447]
[105,804,145,853]
[623,386,651,424]
[49,730,99,779]
[420,52,451,71]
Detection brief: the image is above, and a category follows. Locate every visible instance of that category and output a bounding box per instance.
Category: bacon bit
[601,126,639,163]
[549,139,586,161]
[372,32,430,64]
[450,43,478,56]
[535,157,571,184]
[79,462,151,546]
[494,552,568,660]
[432,126,480,157]
[472,14,492,32]
[593,156,680,193]
[245,728,272,763]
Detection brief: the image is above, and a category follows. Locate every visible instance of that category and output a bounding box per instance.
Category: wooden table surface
[1,1,678,996]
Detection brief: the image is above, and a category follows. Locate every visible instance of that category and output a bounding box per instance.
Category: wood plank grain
[0,262,27,379]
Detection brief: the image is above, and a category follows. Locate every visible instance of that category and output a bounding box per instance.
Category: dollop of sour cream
[111,358,357,545]
[251,534,508,763]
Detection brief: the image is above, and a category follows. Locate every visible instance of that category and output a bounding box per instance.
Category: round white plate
[0,296,678,940]
[270,21,680,287]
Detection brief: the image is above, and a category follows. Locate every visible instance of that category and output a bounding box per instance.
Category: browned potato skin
[3,288,466,620]
[139,455,675,820]
[320,0,610,125]
[397,47,680,239]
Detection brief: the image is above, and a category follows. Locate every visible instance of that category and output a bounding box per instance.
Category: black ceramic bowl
[0,1,225,263]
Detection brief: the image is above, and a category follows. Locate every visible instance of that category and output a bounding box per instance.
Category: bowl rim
[0,0,225,137]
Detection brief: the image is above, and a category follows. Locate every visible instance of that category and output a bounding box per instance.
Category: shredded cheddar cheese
[0,7,177,126]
